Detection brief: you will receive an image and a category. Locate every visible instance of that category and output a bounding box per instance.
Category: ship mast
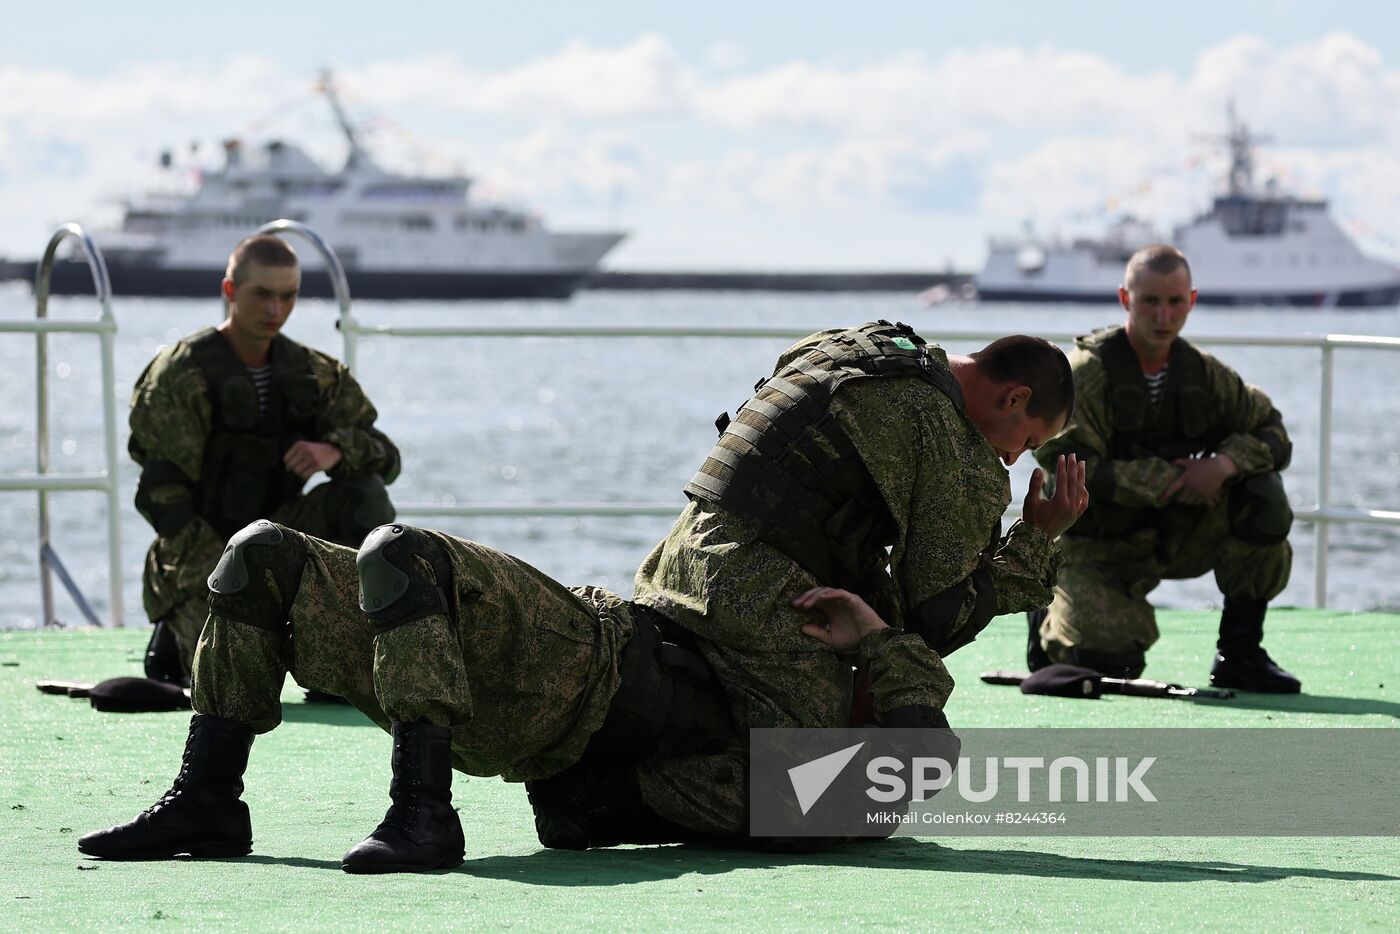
[1219,100,1270,197]
[317,69,367,171]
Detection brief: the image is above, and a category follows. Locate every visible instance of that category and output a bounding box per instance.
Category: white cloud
[3,32,1400,265]
[352,35,694,119]
[693,46,1182,137]
[484,127,651,206]
[706,41,749,72]
[980,136,1211,238]
[1190,33,1400,145]
[659,133,988,213]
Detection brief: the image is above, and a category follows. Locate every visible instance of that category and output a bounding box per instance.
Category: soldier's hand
[1163,454,1237,507]
[794,587,889,653]
[1022,453,1088,538]
[284,440,343,480]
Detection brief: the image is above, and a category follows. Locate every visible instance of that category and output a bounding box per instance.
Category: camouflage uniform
[196,526,629,782]
[1035,326,1293,660]
[632,325,1063,833]
[130,327,400,673]
[188,324,1062,841]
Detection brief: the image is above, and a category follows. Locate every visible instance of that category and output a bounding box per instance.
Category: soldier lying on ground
[80,321,1087,871]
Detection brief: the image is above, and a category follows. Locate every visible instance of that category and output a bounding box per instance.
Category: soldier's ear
[221,278,235,303]
[1005,385,1032,412]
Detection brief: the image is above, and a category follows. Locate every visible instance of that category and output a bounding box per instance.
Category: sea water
[1,280,1396,629]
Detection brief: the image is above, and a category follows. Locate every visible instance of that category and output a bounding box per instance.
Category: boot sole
[341,853,465,874]
[78,840,253,860]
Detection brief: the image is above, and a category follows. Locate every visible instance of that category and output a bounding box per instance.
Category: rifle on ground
[981,669,1235,700]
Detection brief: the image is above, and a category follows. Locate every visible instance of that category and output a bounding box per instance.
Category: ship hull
[976,283,1400,308]
[18,260,591,301]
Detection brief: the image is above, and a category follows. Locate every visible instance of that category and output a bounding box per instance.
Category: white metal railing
[0,224,123,626]
[10,218,1399,623]
[332,317,1400,610]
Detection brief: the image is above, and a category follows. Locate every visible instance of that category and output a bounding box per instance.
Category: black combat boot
[341,721,465,873]
[524,755,698,850]
[143,619,190,688]
[1026,609,1051,671]
[78,714,254,859]
[1210,596,1301,693]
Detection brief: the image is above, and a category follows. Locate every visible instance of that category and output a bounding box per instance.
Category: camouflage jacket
[129,330,400,587]
[1037,326,1290,515]
[634,332,1062,730]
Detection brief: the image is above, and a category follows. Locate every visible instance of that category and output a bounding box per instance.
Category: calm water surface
[1,281,1396,630]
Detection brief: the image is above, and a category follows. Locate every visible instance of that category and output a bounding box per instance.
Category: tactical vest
[684,321,963,589]
[187,327,321,539]
[1073,326,1226,536]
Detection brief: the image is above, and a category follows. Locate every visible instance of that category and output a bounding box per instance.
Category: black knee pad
[356,524,453,632]
[1228,471,1293,545]
[206,520,308,631]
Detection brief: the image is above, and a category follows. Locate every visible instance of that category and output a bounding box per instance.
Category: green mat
[2,609,1396,931]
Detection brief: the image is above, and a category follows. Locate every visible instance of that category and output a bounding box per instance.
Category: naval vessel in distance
[976,106,1400,307]
[3,73,624,300]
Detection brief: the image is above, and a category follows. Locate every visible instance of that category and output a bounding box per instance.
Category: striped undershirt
[1144,365,1169,407]
[247,364,273,415]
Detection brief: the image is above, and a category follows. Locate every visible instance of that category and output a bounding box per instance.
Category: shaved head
[225,234,298,286]
[1124,244,1192,291]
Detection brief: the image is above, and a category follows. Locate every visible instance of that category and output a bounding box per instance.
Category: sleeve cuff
[1216,435,1275,477]
[857,627,907,667]
[1005,517,1057,559]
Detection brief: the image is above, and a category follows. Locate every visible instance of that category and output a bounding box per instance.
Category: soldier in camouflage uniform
[130,234,399,684]
[80,322,1086,871]
[613,323,1086,840]
[1031,245,1299,692]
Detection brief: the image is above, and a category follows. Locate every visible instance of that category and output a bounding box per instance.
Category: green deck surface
[2,608,1397,931]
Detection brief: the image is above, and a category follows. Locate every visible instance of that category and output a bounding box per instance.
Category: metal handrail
[255,218,356,364]
[4,223,126,627]
[333,318,1400,609]
[11,212,1391,621]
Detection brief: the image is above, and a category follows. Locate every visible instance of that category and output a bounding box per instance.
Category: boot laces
[142,742,199,816]
[384,778,425,835]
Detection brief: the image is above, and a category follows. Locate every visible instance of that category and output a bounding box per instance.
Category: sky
[3,0,1400,271]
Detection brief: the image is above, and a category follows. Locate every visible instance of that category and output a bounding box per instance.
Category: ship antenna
[1227,100,1250,195]
[1196,99,1272,198]
[317,69,366,170]
[1224,98,1271,197]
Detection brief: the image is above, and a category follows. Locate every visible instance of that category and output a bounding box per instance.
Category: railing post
[35,240,55,627]
[253,219,357,372]
[97,267,123,626]
[33,223,122,626]
[1314,343,1334,608]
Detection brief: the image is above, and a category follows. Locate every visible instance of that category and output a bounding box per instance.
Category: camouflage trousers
[1038,498,1292,659]
[191,524,627,782]
[146,475,395,676]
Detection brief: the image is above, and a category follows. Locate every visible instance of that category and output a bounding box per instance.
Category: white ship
[16,74,625,300]
[976,106,1400,307]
